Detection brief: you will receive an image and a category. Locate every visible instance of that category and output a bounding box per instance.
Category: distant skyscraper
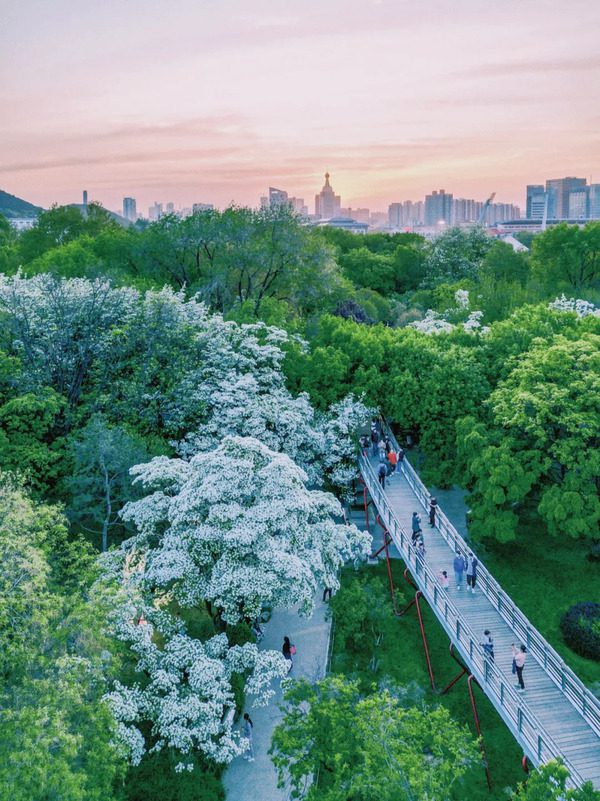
[123,197,137,222]
[424,189,453,226]
[192,203,214,213]
[545,177,586,218]
[269,187,289,207]
[388,203,403,228]
[83,190,88,207]
[526,185,544,218]
[588,184,600,219]
[568,188,588,219]
[148,202,163,221]
[288,197,307,215]
[166,202,175,214]
[314,172,341,219]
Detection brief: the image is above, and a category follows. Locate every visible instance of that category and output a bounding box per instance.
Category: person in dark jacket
[377,461,387,488]
[411,512,422,544]
[429,497,438,527]
[466,552,479,594]
[453,552,467,589]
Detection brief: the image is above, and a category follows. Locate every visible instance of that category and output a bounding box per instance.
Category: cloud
[459,55,600,77]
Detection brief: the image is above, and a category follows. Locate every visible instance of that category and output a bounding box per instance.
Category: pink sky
[1,0,599,214]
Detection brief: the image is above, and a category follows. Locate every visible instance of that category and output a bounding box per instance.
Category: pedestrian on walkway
[466,552,479,594]
[387,448,398,476]
[416,539,426,567]
[370,427,379,455]
[453,551,467,589]
[377,462,387,488]
[437,569,450,589]
[411,511,422,545]
[243,713,254,761]
[397,447,405,473]
[512,643,527,691]
[322,585,332,602]
[429,497,438,527]
[481,630,494,662]
[378,438,387,462]
[359,434,369,455]
[282,636,295,671]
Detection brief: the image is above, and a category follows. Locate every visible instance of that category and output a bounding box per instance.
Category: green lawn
[330,560,530,801]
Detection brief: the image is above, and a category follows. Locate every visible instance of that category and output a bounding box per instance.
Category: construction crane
[478,192,496,226]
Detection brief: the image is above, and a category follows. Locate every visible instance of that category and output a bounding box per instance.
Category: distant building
[123,197,137,222]
[341,207,370,223]
[83,190,88,208]
[568,188,588,219]
[424,189,453,226]
[288,197,308,215]
[315,172,341,219]
[269,187,289,207]
[148,202,163,221]
[588,185,600,219]
[546,177,586,218]
[166,202,175,214]
[388,203,403,228]
[526,185,545,218]
[314,216,368,233]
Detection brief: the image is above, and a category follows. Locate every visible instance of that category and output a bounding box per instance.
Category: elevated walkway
[359,431,600,790]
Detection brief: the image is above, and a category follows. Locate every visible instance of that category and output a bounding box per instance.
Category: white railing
[381,422,600,742]
[359,452,589,789]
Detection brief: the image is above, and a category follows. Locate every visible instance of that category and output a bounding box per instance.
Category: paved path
[223,593,331,801]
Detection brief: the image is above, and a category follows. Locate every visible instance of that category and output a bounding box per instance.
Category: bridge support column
[397,568,436,690]
[442,645,493,791]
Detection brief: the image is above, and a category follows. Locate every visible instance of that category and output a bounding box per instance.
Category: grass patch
[330,559,526,801]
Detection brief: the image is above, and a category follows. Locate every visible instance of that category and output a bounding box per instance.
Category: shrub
[560,602,600,661]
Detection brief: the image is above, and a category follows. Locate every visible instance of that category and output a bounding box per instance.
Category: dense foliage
[560,603,600,661]
[1,204,598,799]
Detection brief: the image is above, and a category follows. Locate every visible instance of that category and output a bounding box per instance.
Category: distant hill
[0,190,43,219]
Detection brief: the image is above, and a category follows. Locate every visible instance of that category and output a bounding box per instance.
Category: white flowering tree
[317,395,373,503]
[105,600,288,768]
[105,436,370,766]
[548,294,600,318]
[118,436,370,624]
[174,319,323,484]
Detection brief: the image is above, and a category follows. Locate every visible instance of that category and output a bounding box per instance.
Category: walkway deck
[360,439,600,790]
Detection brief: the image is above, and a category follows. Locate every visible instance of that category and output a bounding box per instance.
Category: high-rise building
[288,197,308,215]
[123,197,137,222]
[588,184,600,219]
[545,177,587,218]
[388,203,403,228]
[424,189,453,226]
[269,187,289,207]
[568,188,588,219]
[526,185,544,218]
[166,202,175,214]
[314,172,341,219]
[148,202,163,221]
[83,190,88,207]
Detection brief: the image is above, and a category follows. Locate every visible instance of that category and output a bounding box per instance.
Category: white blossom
[548,294,600,317]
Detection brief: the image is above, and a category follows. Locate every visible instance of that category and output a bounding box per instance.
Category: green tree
[422,226,493,287]
[531,222,600,291]
[65,414,149,551]
[461,333,600,542]
[511,760,600,801]
[270,676,479,801]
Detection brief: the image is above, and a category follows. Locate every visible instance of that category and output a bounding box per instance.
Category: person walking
[481,630,495,662]
[437,569,450,589]
[377,461,387,489]
[453,551,467,589]
[416,539,426,568]
[396,446,405,473]
[322,585,332,602]
[512,643,527,691]
[378,438,387,462]
[243,713,254,761]
[429,497,438,527]
[282,636,295,671]
[411,511,422,545]
[370,427,379,455]
[466,552,479,594]
[387,448,398,476]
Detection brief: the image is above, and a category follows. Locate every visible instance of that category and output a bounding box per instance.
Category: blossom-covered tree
[118,435,371,624]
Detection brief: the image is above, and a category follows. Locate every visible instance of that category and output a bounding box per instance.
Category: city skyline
[2,1,599,212]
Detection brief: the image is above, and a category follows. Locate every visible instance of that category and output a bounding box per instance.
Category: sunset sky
[2,0,599,214]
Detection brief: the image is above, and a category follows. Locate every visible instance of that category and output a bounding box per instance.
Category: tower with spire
[315,172,341,219]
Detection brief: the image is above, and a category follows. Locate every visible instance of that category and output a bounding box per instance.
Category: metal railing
[359,451,590,788]
[381,423,600,742]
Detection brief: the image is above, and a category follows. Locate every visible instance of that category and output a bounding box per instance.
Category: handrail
[359,452,588,789]
[382,422,600,740]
